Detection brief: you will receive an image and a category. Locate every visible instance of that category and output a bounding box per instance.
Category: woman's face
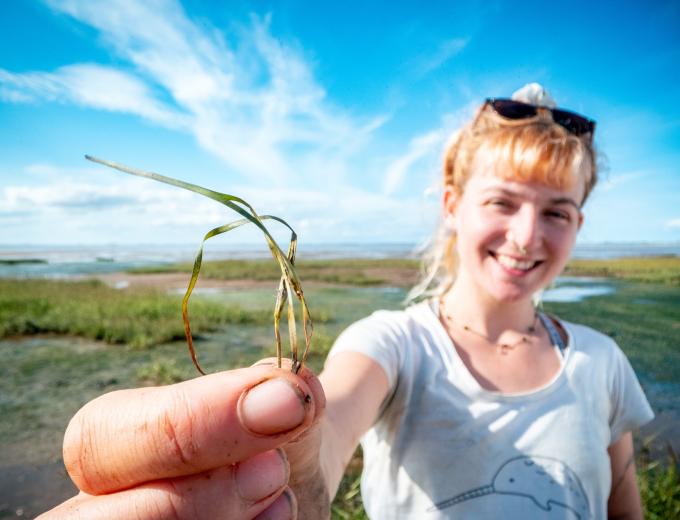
[445,148,586,303]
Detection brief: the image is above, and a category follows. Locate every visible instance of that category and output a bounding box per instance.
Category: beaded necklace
[441,302,540,355]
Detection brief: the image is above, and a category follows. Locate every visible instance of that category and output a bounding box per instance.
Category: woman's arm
[319,351,390,498]
[607,431,644,520]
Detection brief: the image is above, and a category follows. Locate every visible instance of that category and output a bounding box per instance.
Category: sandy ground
[85,271,276,290]
[87,266,420,291]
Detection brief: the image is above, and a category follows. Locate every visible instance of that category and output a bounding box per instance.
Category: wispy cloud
[383,130,444,195]
[0,172,438,244]
[0,0,385,185]
[2,179,156,213]
[382,103,477,196]
[412,38,469,77]
[665,218,680,229]
[0,64,186,127]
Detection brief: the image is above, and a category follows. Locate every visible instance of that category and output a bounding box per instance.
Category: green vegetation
[0,279,277,348]
[565,256,680,286]
[130,257,420,286]
[638,446,680,519]
[135,358,185,385]
[333,468,368,519]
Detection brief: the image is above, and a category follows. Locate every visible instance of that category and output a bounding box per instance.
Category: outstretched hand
[39,359,327,519]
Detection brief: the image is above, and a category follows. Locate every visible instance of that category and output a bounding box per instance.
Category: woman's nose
[507,207,540,253]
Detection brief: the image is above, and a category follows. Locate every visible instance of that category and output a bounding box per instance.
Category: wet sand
[88,265,420,291]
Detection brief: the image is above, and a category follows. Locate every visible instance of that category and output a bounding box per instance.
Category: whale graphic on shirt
[429,455,591,518]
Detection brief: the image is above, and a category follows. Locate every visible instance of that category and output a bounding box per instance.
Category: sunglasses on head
[485,98,596,137]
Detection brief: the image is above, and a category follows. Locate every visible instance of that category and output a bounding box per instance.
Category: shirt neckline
[423,298,573,401]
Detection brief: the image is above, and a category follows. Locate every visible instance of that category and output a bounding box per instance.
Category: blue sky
[1,0,679,248]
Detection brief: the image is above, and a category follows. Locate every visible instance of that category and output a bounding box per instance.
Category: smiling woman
[319,83,653,519]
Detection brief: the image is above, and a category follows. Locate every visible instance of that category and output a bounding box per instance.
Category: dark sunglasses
[485,98,596,137]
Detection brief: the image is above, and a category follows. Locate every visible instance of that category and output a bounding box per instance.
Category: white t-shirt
[329,300,654,519]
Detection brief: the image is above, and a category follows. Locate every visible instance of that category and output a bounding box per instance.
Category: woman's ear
[443,185,459,232]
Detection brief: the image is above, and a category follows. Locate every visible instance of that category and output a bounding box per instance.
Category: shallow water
[542,283,615,302]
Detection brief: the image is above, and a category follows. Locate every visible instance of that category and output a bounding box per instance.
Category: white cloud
[414,38,469,77]
[665,218,680,229]
[383,130,444,195]
[0,64,186,128]
[382,103,476,196]
[0,0,383,186]
[0,173,439,244]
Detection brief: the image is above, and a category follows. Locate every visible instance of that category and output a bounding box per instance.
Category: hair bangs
[478,124,589,193]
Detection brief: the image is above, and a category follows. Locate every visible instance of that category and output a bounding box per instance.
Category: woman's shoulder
[558,317,627,361]
[560,318,614,343]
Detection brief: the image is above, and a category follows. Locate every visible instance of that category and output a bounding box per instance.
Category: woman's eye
[546,210,570,221]
[488,199,512,208]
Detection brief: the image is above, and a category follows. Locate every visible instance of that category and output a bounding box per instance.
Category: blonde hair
[407,103,598,302]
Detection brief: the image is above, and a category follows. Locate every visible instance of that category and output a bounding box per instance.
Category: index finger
[63,363,324,495]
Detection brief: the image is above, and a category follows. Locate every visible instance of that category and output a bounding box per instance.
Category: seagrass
[86,155,313,374]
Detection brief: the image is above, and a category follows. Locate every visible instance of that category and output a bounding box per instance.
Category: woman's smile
[488,251,544,275]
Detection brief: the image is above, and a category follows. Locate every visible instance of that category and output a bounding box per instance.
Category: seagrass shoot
[85,155,313,375]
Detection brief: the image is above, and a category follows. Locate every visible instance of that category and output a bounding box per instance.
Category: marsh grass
[135,359,185,385]
[565,256,680,286]
[0,279,276,348]
[332,450,369,520]
[637,444,680,519]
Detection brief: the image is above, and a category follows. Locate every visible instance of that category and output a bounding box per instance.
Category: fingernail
[240,378,309,435]
[235,449,289,502]
[254,488,297,520]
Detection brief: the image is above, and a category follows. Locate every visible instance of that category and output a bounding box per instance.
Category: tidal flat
[1,256,678,518]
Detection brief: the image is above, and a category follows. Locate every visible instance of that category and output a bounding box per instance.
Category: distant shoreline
[2,256,679,287]
[1,242,680,283]
[1,241,679,262]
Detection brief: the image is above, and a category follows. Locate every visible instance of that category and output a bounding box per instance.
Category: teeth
[496,254,536,271]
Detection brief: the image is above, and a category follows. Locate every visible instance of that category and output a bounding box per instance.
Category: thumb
[64,363,325,495]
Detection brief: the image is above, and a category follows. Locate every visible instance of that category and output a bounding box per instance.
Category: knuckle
[156,387,201,470]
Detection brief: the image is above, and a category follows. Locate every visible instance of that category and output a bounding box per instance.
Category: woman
[318,84,654,518]
[42,85,652,519]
